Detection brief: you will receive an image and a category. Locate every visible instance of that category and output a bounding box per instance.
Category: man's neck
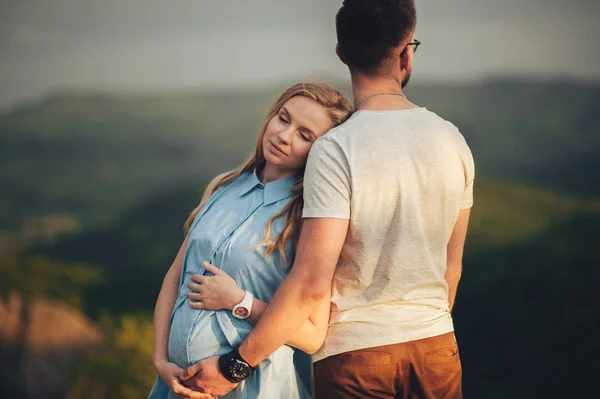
[351,73,418,111]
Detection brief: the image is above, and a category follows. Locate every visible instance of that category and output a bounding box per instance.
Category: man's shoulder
[317,118,355,142]
[417,108,470,146]
[416,108,460,131]
[311,123,351,155]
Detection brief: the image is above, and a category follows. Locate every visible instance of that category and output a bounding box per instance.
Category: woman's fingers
[188,299,205,309]
[203,262,224,275]
[186,291,203,301]
[190,274,207,284]
[187,282,202,292]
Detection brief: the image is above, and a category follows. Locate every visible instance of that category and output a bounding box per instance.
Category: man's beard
[402,68,412,88]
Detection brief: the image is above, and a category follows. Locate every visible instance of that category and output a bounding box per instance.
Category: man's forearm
[238,272,327,365]
[237,218,348,367]
[242,292,330,354]
[445,272,461,312]
[445,208,470,313]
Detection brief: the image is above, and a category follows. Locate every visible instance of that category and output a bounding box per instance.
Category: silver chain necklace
[355,91,406,108]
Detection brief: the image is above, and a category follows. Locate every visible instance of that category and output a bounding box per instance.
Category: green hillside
[0,90,275,235]
[1,80,598,241]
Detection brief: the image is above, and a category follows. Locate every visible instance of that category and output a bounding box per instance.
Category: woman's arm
[153,236,215,398]
[186,262,331,354]
[152,235,189,368]
[153,172,222,366]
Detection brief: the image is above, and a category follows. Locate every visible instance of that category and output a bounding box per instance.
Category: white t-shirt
[302,108,474,362]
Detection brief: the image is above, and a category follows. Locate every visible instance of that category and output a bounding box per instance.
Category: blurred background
[1,1,599,398]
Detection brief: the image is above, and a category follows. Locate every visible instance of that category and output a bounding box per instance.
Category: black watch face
[231,360,251,380]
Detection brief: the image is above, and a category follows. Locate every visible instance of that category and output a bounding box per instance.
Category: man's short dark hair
[336,0,417,74]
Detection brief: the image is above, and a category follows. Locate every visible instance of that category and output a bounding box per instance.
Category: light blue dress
[148,170,312,399]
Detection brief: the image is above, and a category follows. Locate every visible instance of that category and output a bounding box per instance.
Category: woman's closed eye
[298,131,311,141]
[279,115,289,124]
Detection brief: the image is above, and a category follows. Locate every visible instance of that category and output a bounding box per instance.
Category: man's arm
[187,262,332,354]
[239,217,348,366]
[445,208,470,312]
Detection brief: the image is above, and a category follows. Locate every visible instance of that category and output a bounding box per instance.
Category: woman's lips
[269,141,287,156]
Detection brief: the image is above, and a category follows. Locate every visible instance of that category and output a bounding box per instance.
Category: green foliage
[456,211,600,398]
[0,255,103,309]
[67,313,156,399]
[29,182,208,316]
[467,178,600,252]
[24,172,600,396]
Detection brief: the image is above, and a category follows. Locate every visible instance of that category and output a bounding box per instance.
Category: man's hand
[180,356,240,397]
[155,361,212,399]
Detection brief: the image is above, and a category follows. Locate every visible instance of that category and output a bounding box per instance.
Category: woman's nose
[277,126,293,143]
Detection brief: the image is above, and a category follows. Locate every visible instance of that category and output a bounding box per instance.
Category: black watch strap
[218,347,256,383]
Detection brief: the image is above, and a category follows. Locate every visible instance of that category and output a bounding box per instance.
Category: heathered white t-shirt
[302,108,475,362]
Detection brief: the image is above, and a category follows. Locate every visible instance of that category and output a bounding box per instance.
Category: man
[181,1,474,398]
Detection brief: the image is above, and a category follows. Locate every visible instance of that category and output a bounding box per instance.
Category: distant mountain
[1,79,598,239]
[0,90,276,235]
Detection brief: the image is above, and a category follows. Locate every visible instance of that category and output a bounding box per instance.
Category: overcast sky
[1,0,599,109]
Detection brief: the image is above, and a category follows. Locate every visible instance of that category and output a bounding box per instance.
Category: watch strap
[232,290,253,319]
[218,347,256,383]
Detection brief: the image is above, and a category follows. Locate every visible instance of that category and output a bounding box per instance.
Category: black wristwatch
[218,347,256,383]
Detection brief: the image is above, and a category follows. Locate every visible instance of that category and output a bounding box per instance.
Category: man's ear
[335,44,348,65]
[399,47,412,73]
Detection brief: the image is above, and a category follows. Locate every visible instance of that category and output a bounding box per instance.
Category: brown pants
[313,332,462,399]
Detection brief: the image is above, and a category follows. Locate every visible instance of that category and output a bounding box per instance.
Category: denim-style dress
[148,170,312,399]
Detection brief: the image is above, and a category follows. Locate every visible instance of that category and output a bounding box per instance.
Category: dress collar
[238,169,296,205]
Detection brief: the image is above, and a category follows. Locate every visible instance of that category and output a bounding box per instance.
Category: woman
[148,82,352,399]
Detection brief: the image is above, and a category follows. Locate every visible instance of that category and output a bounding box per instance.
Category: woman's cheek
[297,145,312,164]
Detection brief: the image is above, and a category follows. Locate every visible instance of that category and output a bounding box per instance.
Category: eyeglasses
[401,39,421,55]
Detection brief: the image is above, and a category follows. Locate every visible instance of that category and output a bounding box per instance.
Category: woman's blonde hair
[184,82,353,261]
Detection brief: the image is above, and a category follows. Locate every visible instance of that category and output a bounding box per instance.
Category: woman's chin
[263,151,283,166]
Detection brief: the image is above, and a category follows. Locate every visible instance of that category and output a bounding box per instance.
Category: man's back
[303,107,475,361]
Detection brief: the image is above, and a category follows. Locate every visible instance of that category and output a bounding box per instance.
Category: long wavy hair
[184,82,353,261]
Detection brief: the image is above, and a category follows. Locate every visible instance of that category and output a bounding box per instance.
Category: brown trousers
[313,332,462,399]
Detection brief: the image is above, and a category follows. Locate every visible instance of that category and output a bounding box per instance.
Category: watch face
[231,360,250,379]
[233,306,249,318]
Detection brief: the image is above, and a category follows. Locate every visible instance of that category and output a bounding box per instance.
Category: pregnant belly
[168,304,231,368]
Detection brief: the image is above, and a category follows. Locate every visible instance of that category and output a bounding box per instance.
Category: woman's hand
[187,262,246,311]
[155,361,211,399]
